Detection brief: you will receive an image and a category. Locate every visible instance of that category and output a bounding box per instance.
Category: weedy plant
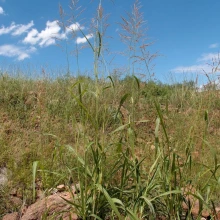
[1,67,220,219]
[0,0,220,219]
[49,0,220,219]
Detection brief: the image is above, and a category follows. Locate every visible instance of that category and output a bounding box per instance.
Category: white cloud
[0,22,17,35]
[0,19,85,48]
[209,43,219,49]
[0,6,4,14]
[172,52,220,74]
[67,22,84,33]
[23,20,68,47]
[12,21,34,36]
[0,20,85,61]
[76,33,93,44]
[197,53,219,62]
[0,44,36,60]
[171,64,209,74]
[38,20,65,47]
[0,21,34,36]
[23,20,84,47]
[23,29,39,45]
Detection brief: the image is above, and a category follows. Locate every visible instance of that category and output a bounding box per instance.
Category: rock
[2,212,19,220]
[0,167,8,186]
[10,196,23,207]
[150,145,155,150]
[21,191,78,220]
[57,184,65,192]
[182,185,210,218]
[217,212,220,220]
[213,207,220,219]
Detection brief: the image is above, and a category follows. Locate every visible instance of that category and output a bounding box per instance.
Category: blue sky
[0,0,220,85]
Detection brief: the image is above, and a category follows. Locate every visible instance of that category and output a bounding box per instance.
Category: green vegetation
[1,0,220,219]
[0,73,219,219]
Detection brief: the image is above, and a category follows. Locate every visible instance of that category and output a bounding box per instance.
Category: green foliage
[142,81,171,100]
[1,0,220,218]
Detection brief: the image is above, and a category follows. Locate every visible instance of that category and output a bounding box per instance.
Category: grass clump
[1,0,220,219]
[0,74,220,219]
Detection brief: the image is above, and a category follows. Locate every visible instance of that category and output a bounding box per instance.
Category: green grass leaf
[96,184,124,220]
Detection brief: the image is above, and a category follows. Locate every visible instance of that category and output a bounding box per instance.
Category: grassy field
[1,0,220,219]
[0,73,219,219]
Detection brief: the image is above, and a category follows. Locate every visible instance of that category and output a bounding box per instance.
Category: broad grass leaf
[111,123,129,134]
[96,184,123,220]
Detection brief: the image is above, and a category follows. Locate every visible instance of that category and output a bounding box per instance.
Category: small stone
[2,212,19,220]
[150,145,155,150]
[50,188,58,194]
[0,167,8,186]
[57,184,65,192]
[182,185,212,218]
[21,191,77,219]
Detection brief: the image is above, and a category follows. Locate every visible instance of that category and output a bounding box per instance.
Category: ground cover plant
[0,0,220,219]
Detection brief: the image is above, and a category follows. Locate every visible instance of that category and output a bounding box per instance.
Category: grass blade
[96,184,123,220]
[32,161,39,202]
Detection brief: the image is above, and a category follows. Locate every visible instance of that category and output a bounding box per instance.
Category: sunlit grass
[1,0,220,218]
[0,72,219,219]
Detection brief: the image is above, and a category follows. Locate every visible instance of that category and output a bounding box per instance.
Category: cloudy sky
[0,0,220,84]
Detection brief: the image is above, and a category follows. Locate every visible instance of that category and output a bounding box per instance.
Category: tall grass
[1,0,220,219]
[0,71,220,219]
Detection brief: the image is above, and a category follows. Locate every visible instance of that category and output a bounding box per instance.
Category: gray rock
[0,167,8,186]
